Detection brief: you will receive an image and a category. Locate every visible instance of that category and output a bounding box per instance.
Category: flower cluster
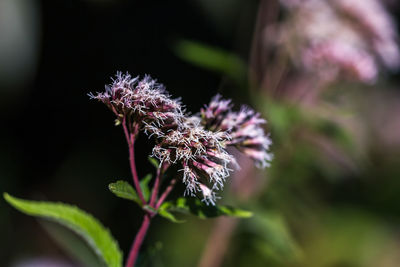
[273,0,400,83]
[91,73,272,205]
[200,95,273,168]
[89,72,184,133]
[302,41,378,83]
[151,118,234,205]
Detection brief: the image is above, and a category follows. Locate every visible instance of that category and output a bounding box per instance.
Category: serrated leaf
[140,174,152,202]
[4,193,123,267]
[161,197,252,219]
[148,157,159,169]
[109,180,141,206]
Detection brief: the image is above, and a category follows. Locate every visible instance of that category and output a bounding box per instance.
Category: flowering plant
[4,72,272,267]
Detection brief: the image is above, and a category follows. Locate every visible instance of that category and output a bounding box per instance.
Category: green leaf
[161,197,252,219]
[157,204,185,223]
[217,205,254,218]
[174,39,246,85]
[244,211,302,262]
[140,174,152,202]
[40,221,104,267]
[109,180,141,206]
[148,157,159,169]
[4,193,123,267]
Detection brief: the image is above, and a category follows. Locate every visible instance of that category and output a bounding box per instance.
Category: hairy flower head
[91,73,272,205]
[201,95,273,168]
[151,117,234,204]
[90,72,183,130]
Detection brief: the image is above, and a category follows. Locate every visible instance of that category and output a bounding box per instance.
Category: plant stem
[125,214,151,267]
[121,116,176,267]
[156,178,177,209]
[122,116,146,204]
[128,134,146,204]
[149,164,163,207]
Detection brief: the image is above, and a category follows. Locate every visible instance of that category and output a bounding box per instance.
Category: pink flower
[90,72,183,130]
[151,117,234,204]
[91,74,273,205]
[274,0,400,83]
[201,95,273,168]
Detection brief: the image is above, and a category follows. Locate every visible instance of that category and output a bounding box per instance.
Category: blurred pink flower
[274,0,400,83]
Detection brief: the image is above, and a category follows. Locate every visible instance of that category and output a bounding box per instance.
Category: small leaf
[140,174,152,202]
[158,204,185,223]
[158,209,185,223]
[109,180,141,206]
[162,197,252,219]
[4,193,123,267]
[148,157,159,169]
[218,205,253,218]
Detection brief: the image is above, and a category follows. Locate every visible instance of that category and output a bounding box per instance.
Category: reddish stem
[128,133,146,204]
[125,214,151,267]
[122,116,146,204]
[155,178,177,209]
[120,116,177,267]
[122,115,132,145]
[149,164,162,207]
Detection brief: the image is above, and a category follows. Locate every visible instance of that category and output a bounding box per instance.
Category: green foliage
[157,206,185,223]
[259,99,301,142]
[140,174,152,202]
[148,157,159,169]
[109,175,153,207]
[243,210,302,263]
[4,193,122,267]
[174,39,246,85]
[109,180,142,205]
[109,179,251,223]
[161,197,253,219]
[40,221,104,267]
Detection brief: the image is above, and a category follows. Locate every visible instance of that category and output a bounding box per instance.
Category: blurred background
[1,0,400,266]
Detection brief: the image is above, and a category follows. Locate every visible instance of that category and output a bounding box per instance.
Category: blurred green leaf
[40,221,104,267]
[140,174,152,202]
[4,193,123,267]
[257,98,301,141]
[158,206,185,223]
[313,118,354,149]
[174,39,246,84]
[148,157,159,169]
[161,197,252,219]
[244,210,302,263]
[109,180,142,206]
